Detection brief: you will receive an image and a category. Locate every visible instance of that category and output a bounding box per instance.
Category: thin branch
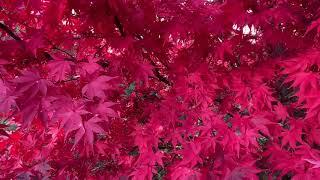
[52,46,76,60]
[59,75,80,83]
[134,34,170,70]
[41,36,76,60]
[0,22,76,61]
[142,52,172,86]
[0,21,75,61]
[150,60,172,86]
[114,16,126,37]
[0,23,22,41]
[93,42,109,58]
[0,23,23,42]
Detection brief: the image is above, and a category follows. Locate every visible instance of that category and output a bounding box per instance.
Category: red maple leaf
[58,102,89,145]
[280,120,305,149]
[47,58,74,82]
[78,56,102,75]
[74,116,105,151]
[94,101,118,119]
[81,75,116,99]
[12,70,50,99]
[286,72,319,97]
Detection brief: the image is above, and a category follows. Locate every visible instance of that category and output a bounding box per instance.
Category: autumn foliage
[2,0,320,179]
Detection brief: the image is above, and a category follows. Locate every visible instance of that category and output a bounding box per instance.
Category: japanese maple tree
[2,0,320,179]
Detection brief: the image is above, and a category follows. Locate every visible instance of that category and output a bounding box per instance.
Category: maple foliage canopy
[2,0,320,179]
